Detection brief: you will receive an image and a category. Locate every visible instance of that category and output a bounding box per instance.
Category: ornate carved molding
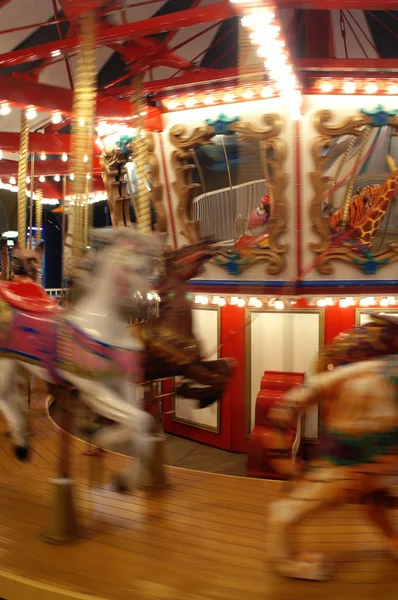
[169,114,288,275]
[169,124,216,244]
[310,109,398,274]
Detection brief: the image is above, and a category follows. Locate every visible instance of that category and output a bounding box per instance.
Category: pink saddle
[0,277,61,314]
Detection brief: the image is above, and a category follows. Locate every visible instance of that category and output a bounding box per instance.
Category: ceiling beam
[0,3,234,68]
[295,58,398,72]
[0,157,102,177]
[0,76,164,125]
[275,0,398,8]
[0,132,99,155]
[102,67,266,98]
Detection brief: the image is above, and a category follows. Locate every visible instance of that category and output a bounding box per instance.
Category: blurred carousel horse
[266,313,398,582]
[136,239,237,408]
[0,229,161,487]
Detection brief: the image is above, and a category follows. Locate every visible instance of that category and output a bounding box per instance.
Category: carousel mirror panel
[356,307,398,325]
[172,306,220,433]
[246,308,324,439]
[169,113,288,275]
[311,108,398,275]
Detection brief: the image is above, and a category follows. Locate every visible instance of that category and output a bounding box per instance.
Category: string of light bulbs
[230,0,302,120]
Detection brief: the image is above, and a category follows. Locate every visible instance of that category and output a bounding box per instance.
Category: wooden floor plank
[0,395,396,598]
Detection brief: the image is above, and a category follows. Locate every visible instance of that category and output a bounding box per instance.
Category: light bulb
[51,49,61,57]
[26,176,31,184]
[40,151,46,161]
[317,299,327,307]
[319,80,334,93]
[342,80,356,94]
[0,149,3,160]
[274,300,284,310]
[387,83,398,95]
[9,177,16,185]
[204,95,215,105]
[86,173,91,179]
[61,153,68,162]
[52,111,62,124]
[185,97,197,108]
[79,118,85,127]
[379,298,389,307]
[242,89,254,99]
[26,107,37,120]
[83,154,88,163]
[39,175,45,183]
[0,103,11,116]
[70,173,75,181]
[54,174,61,182]
[364,82,378,94]
[223,92,234,103]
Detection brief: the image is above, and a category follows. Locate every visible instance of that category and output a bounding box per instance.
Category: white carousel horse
[0,228,161,486]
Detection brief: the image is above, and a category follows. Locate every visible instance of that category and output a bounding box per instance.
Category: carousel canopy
[0,0,398,201]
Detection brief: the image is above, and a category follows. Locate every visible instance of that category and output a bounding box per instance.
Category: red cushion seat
[0,277,61,313]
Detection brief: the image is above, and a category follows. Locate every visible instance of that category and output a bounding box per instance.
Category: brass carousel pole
[17,110,29,248]
[129,75,167,491]
[43,7,98,545]
[35,189,43,246]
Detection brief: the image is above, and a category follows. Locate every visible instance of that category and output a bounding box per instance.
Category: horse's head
[11,242,44,283]
[91,228,163,318]
[162,239,215,283]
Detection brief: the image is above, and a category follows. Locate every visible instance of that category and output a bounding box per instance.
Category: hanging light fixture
[52,111,62,124]
[26,106,37,120]
[0,103,11,116]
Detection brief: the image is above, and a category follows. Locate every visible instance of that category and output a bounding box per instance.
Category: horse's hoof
[198,397,218,409]
[292,553,333,581]
[15,446,29,461]
[114,471,134,494]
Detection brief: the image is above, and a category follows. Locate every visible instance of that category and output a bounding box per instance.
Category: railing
[192,179,268,241]
[45,288,64,298]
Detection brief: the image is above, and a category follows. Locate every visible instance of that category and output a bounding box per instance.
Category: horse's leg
[0,359,30,459]
[178,358,236,407]
[269,465,364,581]
[62,374,157,489]
[364,490,398,558]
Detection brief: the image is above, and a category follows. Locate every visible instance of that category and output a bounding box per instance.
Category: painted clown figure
[235,194,271,253]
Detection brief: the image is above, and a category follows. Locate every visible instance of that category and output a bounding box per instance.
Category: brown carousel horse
[136,239,237,408]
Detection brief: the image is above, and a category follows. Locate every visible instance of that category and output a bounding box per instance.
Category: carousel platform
[0,394,397,600]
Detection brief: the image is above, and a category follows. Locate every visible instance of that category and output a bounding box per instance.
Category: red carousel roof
[0,0,397,200]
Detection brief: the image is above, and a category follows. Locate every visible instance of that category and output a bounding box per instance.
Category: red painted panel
[324,304,342,345]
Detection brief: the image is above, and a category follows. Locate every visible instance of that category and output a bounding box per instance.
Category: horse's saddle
[0,278,60,314]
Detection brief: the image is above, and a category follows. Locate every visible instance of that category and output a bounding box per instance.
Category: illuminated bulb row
[313,296,397,308]
[317,78,398,95]
[241,7,302,120]
[163,85,276,111]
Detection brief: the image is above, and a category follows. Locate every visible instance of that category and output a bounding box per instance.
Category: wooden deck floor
[0,394,397,599]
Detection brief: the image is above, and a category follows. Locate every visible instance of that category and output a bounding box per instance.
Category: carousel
[0,0,397,598]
